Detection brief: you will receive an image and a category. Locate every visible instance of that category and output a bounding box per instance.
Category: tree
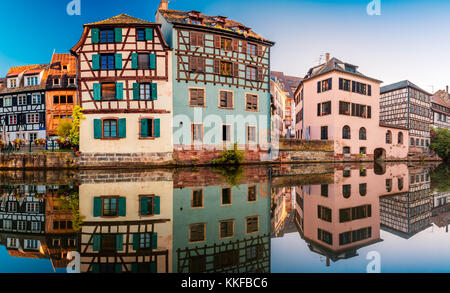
[430,127,450,162]
[57,120,73,138]
[69,106,85,147]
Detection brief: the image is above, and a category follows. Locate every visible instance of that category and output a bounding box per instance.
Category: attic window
[63,65,68,70]
[190,17,203,25]
[345,65,356,73]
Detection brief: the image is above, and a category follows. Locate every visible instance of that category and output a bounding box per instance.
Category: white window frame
[27,113,39,124]
[222,124,232,143]
[4,97,12,107]
[32,93,41,104]
[247,125,257,144]
[18,95,27,106]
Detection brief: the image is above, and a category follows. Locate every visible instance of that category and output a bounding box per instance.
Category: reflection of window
[248,186,257,202]
[339,205,371,223]
[360,147,367,155]
[318,229,333,245]
[321,184,328,197]
[189,256,206,273]
[192,189,203,208]
[246,216,259,234]
[318,206,332,222]
[360,168,367,177]
[343,185,351,198]
[219,220,234,239]
[398,178,404,190]
[359,183,367,196]
[343,169,351,177]
[246,244,263,261]
[343,147,351,154]
[343,126,351,139]
[189,223,206,243]
[398,132,404,144]
[192,123,204,143]
[386,179,392,192]
[189,88,205,107]
[221,188,232,205]
[339,227,372,245]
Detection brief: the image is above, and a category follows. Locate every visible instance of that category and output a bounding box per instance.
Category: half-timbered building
[380,80,432,154]
[71,14,173,166]
[0,64,48,142]
[430,90,450,130]
[155,1,275,163]
[45,53,78,138]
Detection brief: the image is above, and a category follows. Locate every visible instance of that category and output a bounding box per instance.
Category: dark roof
[379,123,409,130]
[85,14,155,27]
[0,64,49,95]
[380,80,432,96]
[158,9,272,44]
[271,71,303,99]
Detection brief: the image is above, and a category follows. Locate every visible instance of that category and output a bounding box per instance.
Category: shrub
[57,120,73,139]
[69,106,85,148]
[212,143,245,165]
[430,127,450,162]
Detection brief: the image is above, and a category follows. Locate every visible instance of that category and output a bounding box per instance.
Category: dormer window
[345,65,356,73]
[26,76,39,86]
[190,18,203,25]
[63,65,68,70]
[8,79,17,88]
[53,78,60,86]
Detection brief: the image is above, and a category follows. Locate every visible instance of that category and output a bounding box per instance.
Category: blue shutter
[145,28,154,41]
[133,83,140,100]
[91,29,99,43]
[93,197,102,216]
[116,83,123,100]
[118,118,126,138]
[150,54,156,69]
[140,119,148,139]
[93,83,101,100]
[93,234,101,251]
[140,196,148,215]
[116,234,123,251]
[92,54,100,70]
[115,264,122,273]
[154,119,160,138]
[133,234,140,251]
[131,53,138,69]
[150,262,157,273]
[92,263,100,273]
[115,54,122,70]
[131,263,138,273]
[118,197,126,216]
[94,120,102,139]
[114,28,122,43]
[151,83,158,100]
[151,233,158,250]
[154,196,160,214]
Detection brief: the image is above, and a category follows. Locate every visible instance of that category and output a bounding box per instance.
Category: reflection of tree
[58,192,84,231]
[212,165,244,187]
[431,164,450,192]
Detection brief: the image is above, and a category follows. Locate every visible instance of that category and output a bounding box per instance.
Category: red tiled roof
[48,53,77,76]
[431,94,450,109]
[23,69,44,75]
[85,13,155,26]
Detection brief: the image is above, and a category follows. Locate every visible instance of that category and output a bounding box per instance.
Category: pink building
[294,55,409,161]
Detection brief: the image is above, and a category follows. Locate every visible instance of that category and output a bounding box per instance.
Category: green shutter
[114,28,122,43]
[94,120,102,139]
[151,83,158,100]
[140,119,148,139]
[150,262,157,273]
[152,233,158,250]
[154,196,160,214]
[115,53,122,69]
[116,234,123,251]
[91,29,99,43]
[93,234,101,251]
[92,54,100,70]
[131,263,138,273]
[140,196,149,215]
[118,118,126,138]
[131,53,138,69]
[92,263,100,273]
[154,119,160,138]
[145,28,154,41]
[133,234,140,251]
[115,264,122,273]
[150,53,156,69]
[93,83,101,100]
[118,197,126,216]
[133,83,140,100]
[93,197,102,216]
[116,82,123,100]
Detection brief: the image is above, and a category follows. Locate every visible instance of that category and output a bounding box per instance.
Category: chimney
[159,0,168,10]
[446,85,448,94]
[325,53,330,62]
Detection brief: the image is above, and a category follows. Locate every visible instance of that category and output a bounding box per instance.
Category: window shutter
[141,119,149,138]
[115,264,122,273]
[93,234,101,251]
[133,234,140,251]
[154,196,160,214]
[93,83,101,100]
[116,83,123,100]
[151,83,158,100]
[257,67,263,81]
[12,97,17,107]
[151,233,158,249]
[92,264,100,273]
[190,32,197,46]
[146,28,154,41]
[257,45,263,57]
[328,78,332,90]
[114,28,122,42]
[368,106,372,118]
[214,60,220,74]
[131,263,138,273]
[116,234,123,251]
[94,120,102,139]
[339,78,343,90]
[131,53,138,69]
[118,118,126,138]
[368,85,372,96]
[352,81,356,92]
[91,29,99,43]
[214,35,221,48]
[352,103,356,116]
[140,196,149,215]
[317,81,321,93]
[133,83,140,100]
[149,53,156,69]
[154,119,161,138]
[150,262,157,273]
[242,41,247,53]
[233,63,239,77]
[92,54,100,70]
[118,197,126,216]
[317,103,321,116]
[114,54,122,69]
[232,39,239,52]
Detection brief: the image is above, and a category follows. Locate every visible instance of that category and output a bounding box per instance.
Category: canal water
[0,162,448,273]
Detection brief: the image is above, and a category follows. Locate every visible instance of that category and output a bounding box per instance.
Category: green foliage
[430,127,450,162]
[431,164,450,192]
[212,143,245,165]
[213,165,244,187]
[58,192,84,231]
[69,106,86,147]
[57,120,73,139]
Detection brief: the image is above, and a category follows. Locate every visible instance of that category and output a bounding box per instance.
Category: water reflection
[0,163,448,273]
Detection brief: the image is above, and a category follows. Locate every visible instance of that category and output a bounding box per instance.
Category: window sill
[218,107,234,110]
[189,105,206,108]
[139,137,157,140]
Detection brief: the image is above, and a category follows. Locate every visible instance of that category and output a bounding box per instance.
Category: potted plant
[345,110,350,115]
[34,138,47,146]
[13,138,24,148]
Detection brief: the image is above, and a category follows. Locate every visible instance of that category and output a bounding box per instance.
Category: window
[101,83,116,100]
[190,32,205,47]
[318,229,333,245]
[321,184,328,197]
[8,115,17,125]
[321,126,328,140]
[27,114,39,124]
[32,94,41,104]
[18,96,26,106]
[386,179,392,192]
[246,66,257,80]
[317,78,332,93]
[221,188,232,205]
[246,216,259,234]
[359,183,367,196]
[53,79,60,86]
[343,185,351,198]
[339,78,351,91]
[318,101,331,116]
[4,97,12,106]
[26,202,40,213]
[190,56,205,73]
[140,118,158,138]
[386,131,392,144]
[248,186,257,202]
[220,37,232,51]
[247,43,257,55]
[26,76,39,86]
[189,88,205,107]
[103,119,118,138]
[342,126,351,139]
[101,54,115,70]
[219,91,233,109]
[411,138,415,146]
[192,189,203,208]
[137,28,145,41]
[222,125,232,142]
[339,101,351,115]
[359,128,367,140]
[343,147,351,154]
[103,197,119,216]
[220,61,233,76]
[192,123,204,143]
[189,223,206,243]
[100,29,114,43]
[69,78,75,85]
[140,196,155,216]
[9,79,17,88]
[139,83,152,100]
[318,206,332,222]
[360,168,367,177]
[246,94,258,111]
[135,53,150,70]
[139,233,156,250]
[219,220,234,239]
[247,126,257,143]
[398,178,404,190]
[360,147,367,155]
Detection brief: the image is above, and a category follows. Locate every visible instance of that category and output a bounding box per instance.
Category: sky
[1,0,450,92]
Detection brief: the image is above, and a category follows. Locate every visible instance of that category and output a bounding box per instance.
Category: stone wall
[0,153,77,170]
[277,139,334,163]
[78,152,174,169]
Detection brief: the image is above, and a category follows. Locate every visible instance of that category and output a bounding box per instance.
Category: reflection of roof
[7,249,47,259]
[85,14,155,27]
[381,80,432,96]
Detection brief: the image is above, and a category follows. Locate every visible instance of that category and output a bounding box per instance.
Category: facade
[430,90,450,130]
[270,78,286,142]
[71,14,173,165]
[0,64,48,142]
[45,53,78,137]
[294,56,409,161]
[380,80,432,153]
[155,1,275,163]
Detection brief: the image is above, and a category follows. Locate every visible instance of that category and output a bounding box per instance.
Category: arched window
[359,128,367,140]
[398,178,404,190]
[343,185,351,198]
[386,131,392,144]
[359,183,367,196]
[398,132,403,145]
[342,125,351,139]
